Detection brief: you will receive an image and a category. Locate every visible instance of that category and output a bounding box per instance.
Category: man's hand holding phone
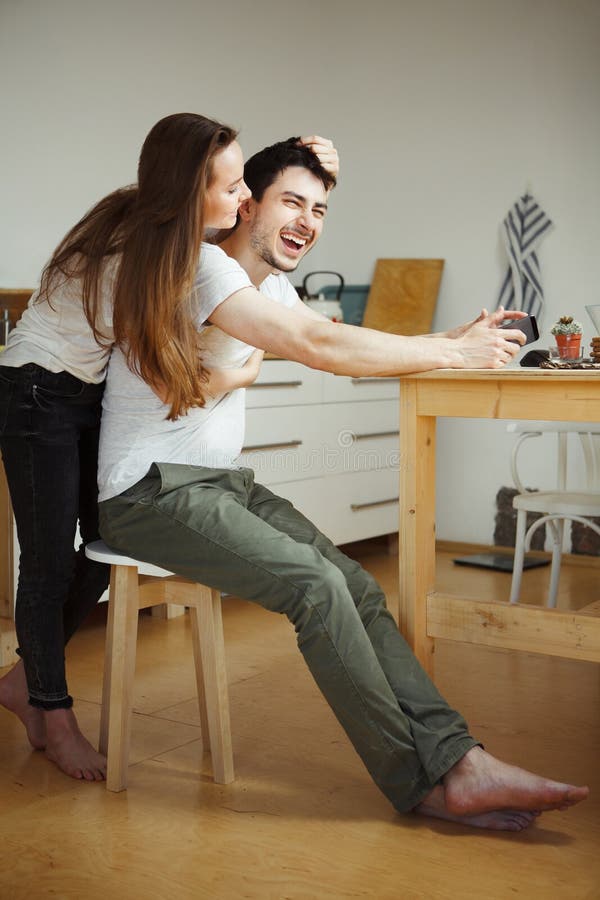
[500,314,539,345]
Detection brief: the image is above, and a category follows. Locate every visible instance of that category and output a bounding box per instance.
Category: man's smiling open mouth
[280,231,308,253]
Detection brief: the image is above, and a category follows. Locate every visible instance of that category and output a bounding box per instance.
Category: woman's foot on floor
[44,707,106,781]
[0,660,46,750]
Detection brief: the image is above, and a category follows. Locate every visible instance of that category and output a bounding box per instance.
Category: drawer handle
[350,377,400,384]
[353,431,398,441]
[350,496,399,512]
[243,440,303,452]
[248,381,303,389]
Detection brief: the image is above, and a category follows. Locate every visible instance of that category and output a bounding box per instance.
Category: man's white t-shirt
[98,243,298,502]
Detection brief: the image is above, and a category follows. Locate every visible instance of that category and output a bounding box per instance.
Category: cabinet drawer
[242,400,399,484]
[246,360,322,408]
[274,468,399,545]
[241,405,314,484]
[321,371,399,403]
[321,400,399,469]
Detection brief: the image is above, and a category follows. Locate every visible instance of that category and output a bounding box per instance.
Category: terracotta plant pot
[555,333,582,359]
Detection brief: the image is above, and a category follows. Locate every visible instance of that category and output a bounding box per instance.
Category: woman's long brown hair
[38,113,238,419]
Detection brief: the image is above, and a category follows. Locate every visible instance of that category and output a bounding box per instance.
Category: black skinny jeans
[0,363,110,710]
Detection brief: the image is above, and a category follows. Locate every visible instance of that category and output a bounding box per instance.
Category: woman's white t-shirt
[1,258,117,383]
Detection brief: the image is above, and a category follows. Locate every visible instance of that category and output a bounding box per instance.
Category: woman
[0,113,272,781]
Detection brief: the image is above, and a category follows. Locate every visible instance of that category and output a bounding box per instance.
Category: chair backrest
[581,430,600,491]
[507,421,600,494]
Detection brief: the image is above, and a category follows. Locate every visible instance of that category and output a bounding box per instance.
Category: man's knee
[283,558,356,630]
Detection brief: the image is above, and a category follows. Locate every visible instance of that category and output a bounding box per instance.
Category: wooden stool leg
[100,565,140,792]
[189,588,234,784]
[189,607,210,746]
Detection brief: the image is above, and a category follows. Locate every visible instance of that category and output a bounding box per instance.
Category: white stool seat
[86,539,234,792]
[86,540,175,577]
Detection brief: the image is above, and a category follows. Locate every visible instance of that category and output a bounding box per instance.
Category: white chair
[85,540,233,792]
[507,422,600,607]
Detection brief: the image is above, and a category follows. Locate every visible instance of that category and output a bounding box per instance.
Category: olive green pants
[99,463,477,812]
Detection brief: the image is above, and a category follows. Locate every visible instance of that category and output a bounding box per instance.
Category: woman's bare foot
[0,660,46,749]
[443,746,589,816]
[44,708,106,781]
[415,784,540,831]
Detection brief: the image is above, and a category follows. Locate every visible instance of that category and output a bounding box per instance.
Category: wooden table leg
[398,381,436,676]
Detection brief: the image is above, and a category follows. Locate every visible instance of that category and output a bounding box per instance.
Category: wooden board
[427,591,600,663]
[362,259,443,335]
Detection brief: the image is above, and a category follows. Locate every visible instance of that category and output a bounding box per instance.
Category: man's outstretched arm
[208,287,526,377]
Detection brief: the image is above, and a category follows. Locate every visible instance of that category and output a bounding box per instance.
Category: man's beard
[249,226,303,274]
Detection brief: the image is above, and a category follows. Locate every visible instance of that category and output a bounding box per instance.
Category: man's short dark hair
[244,137,336,201]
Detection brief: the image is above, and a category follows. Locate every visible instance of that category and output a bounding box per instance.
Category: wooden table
[398,368,600,676]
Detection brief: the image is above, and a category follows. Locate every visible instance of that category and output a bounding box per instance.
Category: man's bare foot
[0,660,46,749]
[44,708,106,781]
[443,746,589,816]
[415,784,540,831]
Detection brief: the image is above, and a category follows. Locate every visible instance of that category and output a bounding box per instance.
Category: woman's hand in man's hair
[299,135,339,181]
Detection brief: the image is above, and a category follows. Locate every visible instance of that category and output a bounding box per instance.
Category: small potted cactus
[550,315,583,359]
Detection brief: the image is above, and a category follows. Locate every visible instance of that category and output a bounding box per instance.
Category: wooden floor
[0,542,598,899]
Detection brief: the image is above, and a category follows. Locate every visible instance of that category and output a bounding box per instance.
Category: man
[97,137,588,829]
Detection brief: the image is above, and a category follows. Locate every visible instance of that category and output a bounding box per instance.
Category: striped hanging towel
[496,193,553,323]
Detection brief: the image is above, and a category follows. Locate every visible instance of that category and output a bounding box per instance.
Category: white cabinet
[241,360,400,545]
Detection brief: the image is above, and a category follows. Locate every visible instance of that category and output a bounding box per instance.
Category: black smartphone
[500,314,539,345]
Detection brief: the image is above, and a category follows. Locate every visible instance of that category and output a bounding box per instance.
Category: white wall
[2,0,599,542]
